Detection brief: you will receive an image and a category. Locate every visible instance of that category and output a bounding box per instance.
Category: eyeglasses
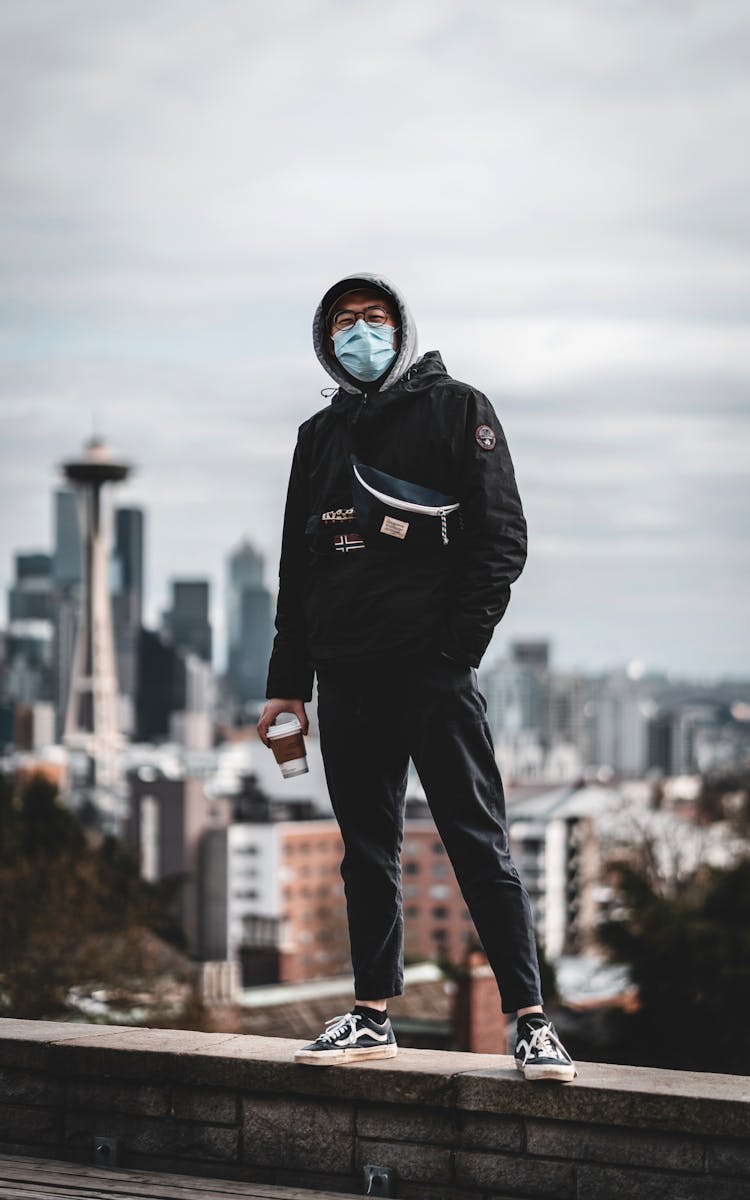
[330,304,393,332]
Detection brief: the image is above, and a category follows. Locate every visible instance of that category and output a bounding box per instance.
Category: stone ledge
[1,1019,747,1137]
[2,1018,750,1199]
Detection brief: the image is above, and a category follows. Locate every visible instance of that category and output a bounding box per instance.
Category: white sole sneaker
[294,1043,399,1066]
[515,1058,577,1082]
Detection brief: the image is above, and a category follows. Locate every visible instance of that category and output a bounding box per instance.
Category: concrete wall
[0,1018,748,1199]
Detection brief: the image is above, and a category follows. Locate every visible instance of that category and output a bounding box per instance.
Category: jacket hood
[312,272,419,394]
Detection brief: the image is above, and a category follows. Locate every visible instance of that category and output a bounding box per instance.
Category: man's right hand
[257,698,309,748]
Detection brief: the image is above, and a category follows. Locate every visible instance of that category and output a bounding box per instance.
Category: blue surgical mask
[332,320,397,382]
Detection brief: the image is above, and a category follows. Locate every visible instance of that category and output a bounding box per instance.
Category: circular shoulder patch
[475,424,497,450]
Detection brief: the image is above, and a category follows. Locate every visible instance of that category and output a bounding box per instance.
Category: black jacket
[265,348,528,701]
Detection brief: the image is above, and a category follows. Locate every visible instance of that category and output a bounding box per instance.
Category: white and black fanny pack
[349,452,462,550]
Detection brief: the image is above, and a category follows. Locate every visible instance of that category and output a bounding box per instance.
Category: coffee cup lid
[267,716,302,739]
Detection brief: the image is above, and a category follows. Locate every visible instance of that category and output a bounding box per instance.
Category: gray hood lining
[312,272,419,394]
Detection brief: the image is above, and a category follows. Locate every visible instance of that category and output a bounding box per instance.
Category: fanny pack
[349,452,462,550]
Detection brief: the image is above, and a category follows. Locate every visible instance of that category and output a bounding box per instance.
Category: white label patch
[381,515,409,539]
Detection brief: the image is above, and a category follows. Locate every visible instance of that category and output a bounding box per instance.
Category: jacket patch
[380,515,409,539]
[333,532,365,552]
[475,424,496,450]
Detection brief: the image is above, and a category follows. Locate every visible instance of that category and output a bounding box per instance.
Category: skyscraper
[9,553,54,622]
[161,580,212,664]
[4,553,55,709]
[226,539,274,706]
[51,489,82,739]
[111,506,145,734]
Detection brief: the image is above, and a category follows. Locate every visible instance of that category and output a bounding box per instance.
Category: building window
[432,928,448,942]
[431,906,448,920]
[431,842,446,855]
[404,884,420,899]
[431,862,450,877]
[404,861,420,875]
[405,906,420,919]
[429,885,450,900]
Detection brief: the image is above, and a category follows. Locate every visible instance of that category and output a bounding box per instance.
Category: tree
[598,857,750,1073]
[0,770,200,1023]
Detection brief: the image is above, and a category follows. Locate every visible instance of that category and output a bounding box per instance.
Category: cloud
[1,0,749,676]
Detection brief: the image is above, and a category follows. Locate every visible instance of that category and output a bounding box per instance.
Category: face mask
[332,320,397,382]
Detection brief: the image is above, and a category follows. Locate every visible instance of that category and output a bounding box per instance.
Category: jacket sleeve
[439,389,528,667]
[265,435,315,701]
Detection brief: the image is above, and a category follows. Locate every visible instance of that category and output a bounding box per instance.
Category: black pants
[316,650,543,1014]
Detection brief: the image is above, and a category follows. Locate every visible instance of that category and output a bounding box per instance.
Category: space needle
[61,435,132,824]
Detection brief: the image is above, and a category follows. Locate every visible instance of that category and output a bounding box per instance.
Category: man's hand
[257,698,309,748]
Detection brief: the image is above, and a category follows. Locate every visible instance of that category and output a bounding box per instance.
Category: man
[258,272,576,1082]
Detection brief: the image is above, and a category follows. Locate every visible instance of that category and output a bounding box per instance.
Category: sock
[518,1011,548,1026]
[354,1004,388,1025]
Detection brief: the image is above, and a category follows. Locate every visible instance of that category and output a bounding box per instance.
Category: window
[429,885,450,900]
[431,862,450,877]
[432,928,448,942]
[431,842,446,855]
[405,906,420,919]
[404,862,420,875]
[432,906,448,920]
[404,884,420,899]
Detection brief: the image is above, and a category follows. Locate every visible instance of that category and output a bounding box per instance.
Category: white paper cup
[267,716,309,777]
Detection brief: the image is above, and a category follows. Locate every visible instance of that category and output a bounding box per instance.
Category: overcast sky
[2,0,749,679]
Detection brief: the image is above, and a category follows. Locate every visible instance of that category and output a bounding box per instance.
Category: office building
[506,783,617,958]
[226,540,274,705]
[127,772,232,956]
[8,553,54,623]
[161,580,212,664]
[51,489,82,739]
[111,507,144,734]
[200,816,349,985]
[135,628,186,742]
[4,553,56,711]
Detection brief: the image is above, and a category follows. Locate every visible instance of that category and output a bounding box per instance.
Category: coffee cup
[267,716,309,778]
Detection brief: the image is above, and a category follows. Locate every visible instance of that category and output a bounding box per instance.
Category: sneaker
[294,1010,398,1066]
[514,1013,577,1082]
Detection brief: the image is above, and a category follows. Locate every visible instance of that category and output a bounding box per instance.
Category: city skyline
[2,2,749,678]
[3,447,750,684]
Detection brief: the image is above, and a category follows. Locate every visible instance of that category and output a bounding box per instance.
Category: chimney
[452,950,507,1054]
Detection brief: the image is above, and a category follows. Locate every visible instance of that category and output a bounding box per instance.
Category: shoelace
[319,1012,358,1043]
[523,1022,568,1063]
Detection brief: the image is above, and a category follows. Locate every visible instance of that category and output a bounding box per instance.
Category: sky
[2,0,749,679]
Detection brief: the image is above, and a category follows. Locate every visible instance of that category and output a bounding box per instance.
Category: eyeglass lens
[331,305,390,331]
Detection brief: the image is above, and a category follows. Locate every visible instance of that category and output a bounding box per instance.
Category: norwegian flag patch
[334,533,366,552]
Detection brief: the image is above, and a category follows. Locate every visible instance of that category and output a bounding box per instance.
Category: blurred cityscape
[1,434,749,1070]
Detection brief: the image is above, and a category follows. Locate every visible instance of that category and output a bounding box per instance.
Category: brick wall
[1,1019,749,1199]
